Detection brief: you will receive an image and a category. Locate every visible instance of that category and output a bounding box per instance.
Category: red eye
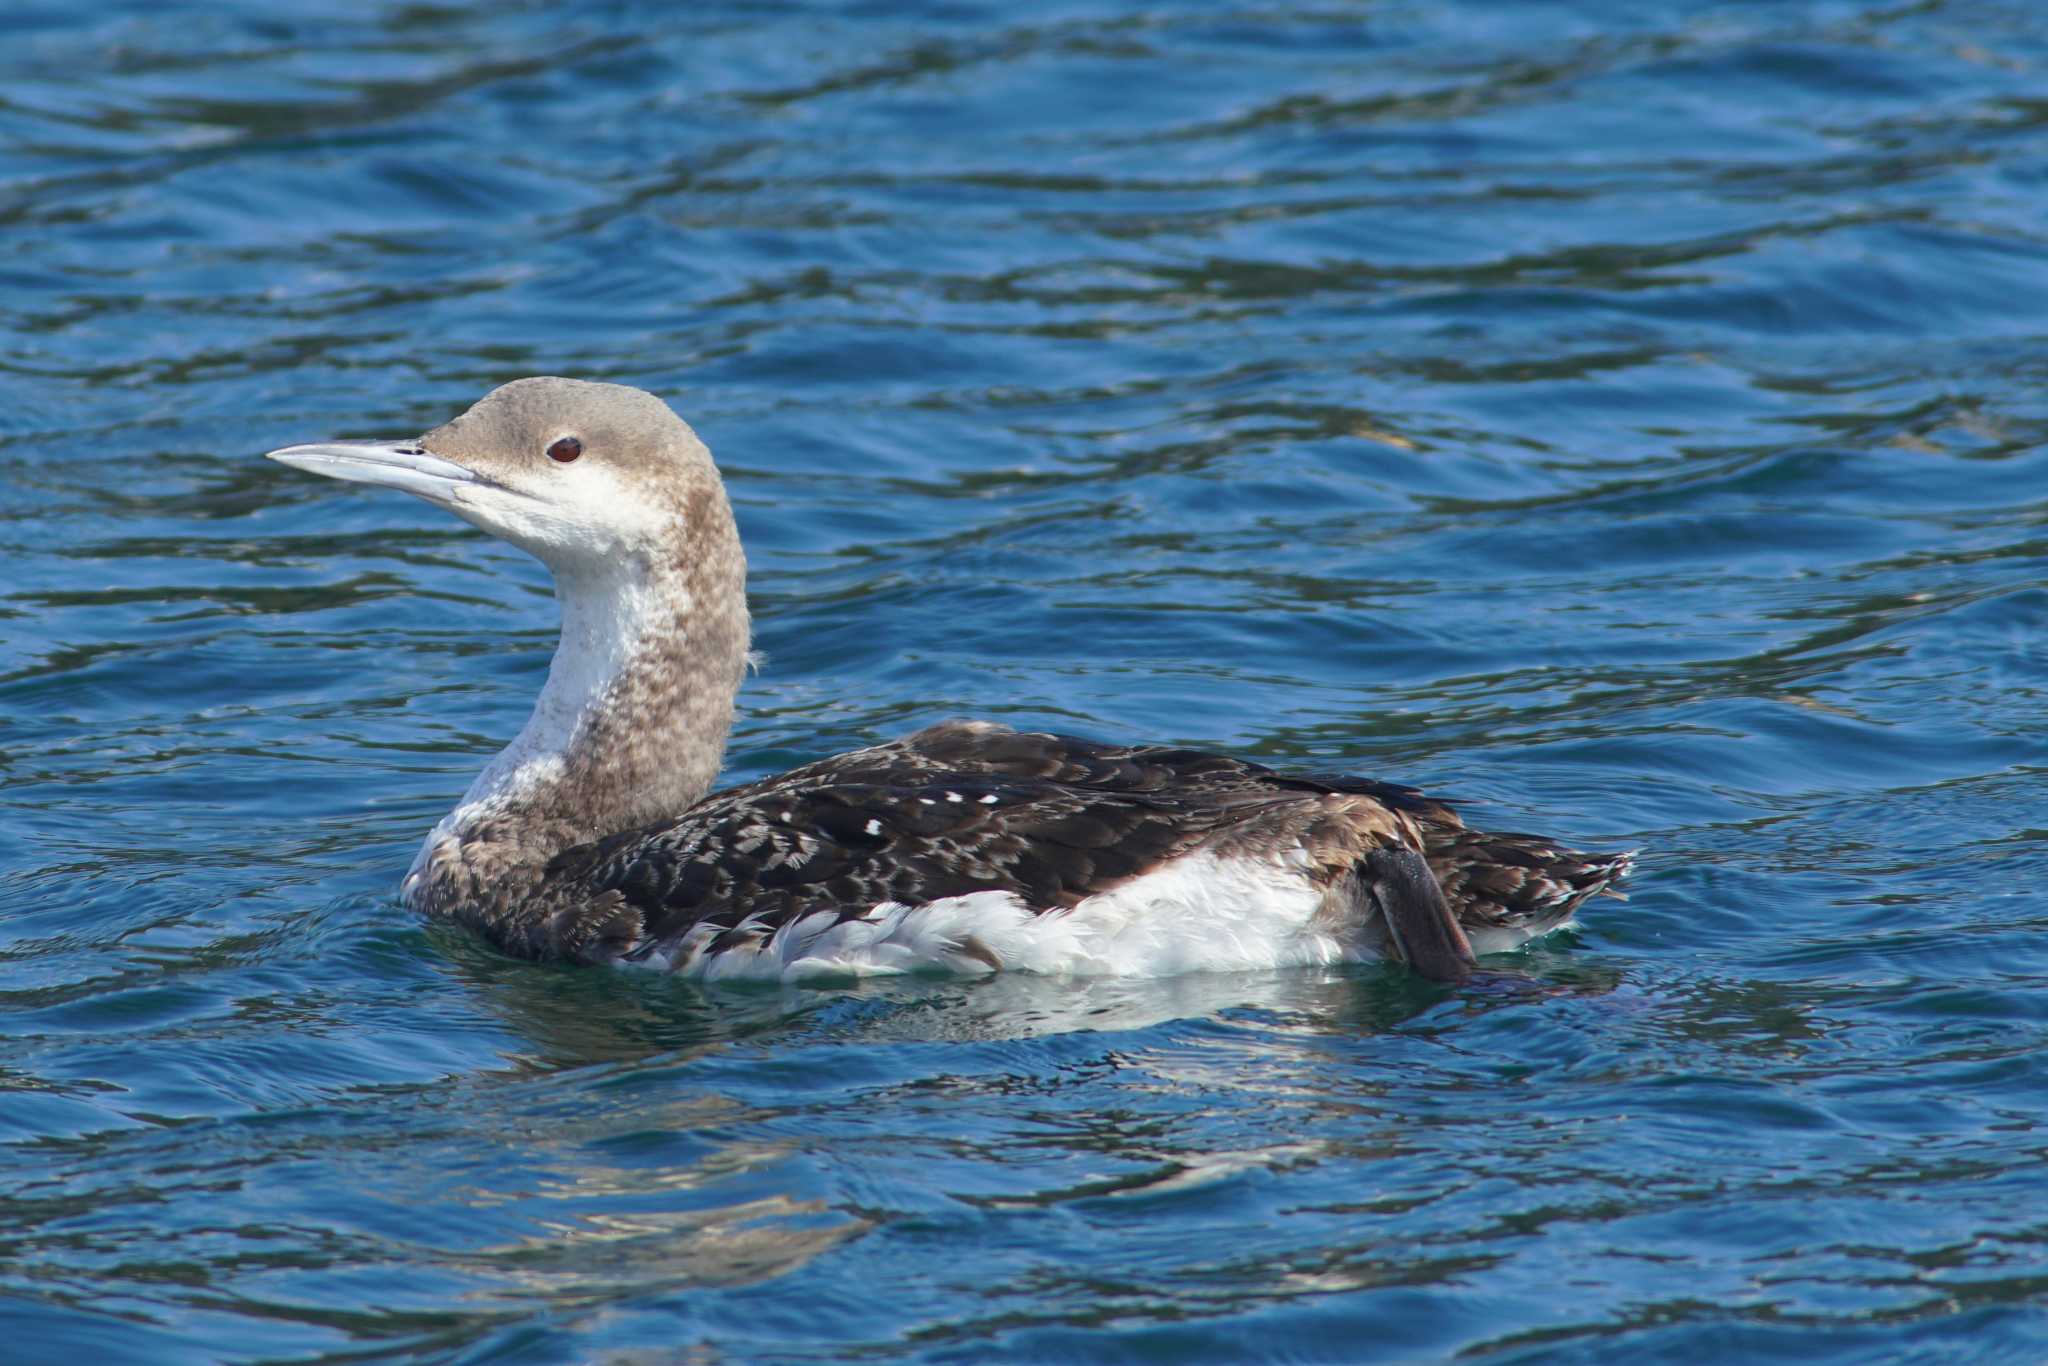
[546,436,582,463]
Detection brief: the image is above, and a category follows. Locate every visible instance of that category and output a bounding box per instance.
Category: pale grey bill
[265,440,478,503]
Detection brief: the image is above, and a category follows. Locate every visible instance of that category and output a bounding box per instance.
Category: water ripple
[5,0,2048,1359]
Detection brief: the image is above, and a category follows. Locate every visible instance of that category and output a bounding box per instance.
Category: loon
[266,378,1631,985]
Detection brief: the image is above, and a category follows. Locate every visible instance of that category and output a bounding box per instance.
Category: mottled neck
[431,520,750,873]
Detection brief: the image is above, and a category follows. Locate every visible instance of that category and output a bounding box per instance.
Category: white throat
[418,556,683,855]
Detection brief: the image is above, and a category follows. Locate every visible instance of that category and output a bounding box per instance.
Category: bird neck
[433,519,750,872]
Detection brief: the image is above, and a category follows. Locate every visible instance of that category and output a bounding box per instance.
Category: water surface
[6,0,2048,1360]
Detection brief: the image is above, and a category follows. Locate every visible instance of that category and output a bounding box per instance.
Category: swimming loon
[267,378,1631,984]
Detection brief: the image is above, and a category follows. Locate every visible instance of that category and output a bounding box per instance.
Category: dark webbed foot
[1366,847,1477,983]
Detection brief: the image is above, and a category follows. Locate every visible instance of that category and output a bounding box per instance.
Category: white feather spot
[979,793,999,804]
[945,791,963,803]
[865,818,882,836]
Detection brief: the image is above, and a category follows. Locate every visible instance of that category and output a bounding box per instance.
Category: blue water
[6,0,2048,1359]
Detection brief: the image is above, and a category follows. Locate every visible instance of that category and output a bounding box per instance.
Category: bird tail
[1431,833,1636,941]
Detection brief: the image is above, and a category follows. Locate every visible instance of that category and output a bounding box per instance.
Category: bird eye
[546,436,583,463]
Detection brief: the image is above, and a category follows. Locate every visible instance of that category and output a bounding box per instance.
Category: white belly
[640,850,1363,984]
